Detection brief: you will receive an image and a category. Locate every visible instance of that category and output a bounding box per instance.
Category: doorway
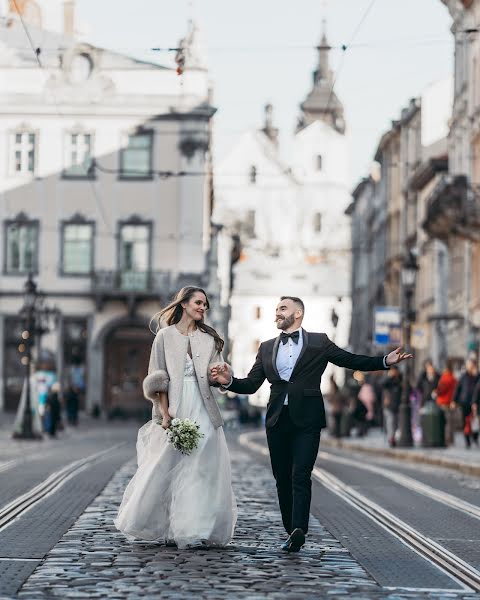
[104,326,152,418]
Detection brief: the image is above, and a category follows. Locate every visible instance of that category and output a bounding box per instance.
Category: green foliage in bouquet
[161,417,204,455]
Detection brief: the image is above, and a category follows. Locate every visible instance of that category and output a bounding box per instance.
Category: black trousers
[266,405,321,535]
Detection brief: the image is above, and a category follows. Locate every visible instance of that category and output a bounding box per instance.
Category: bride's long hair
[150,286,224,353]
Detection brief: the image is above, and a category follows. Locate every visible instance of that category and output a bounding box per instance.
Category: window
[11,131,35,175]
[61,222,94,275]
[64,133,93,178]
[316,155,322,171]
[255,306,262,320]
[249,165,257,184]
[313,212,322,233]
[4,219,38,274]
[118,222,151,290]
[120,132,153,179]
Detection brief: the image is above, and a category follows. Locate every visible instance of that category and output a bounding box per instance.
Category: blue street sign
[374,306,401,347]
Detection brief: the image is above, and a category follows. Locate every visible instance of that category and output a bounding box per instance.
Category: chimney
[261,103,279,148]
[63,0,75,36]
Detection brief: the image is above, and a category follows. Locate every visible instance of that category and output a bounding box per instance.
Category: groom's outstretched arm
[324,335,388,372]
[223,344,267,395]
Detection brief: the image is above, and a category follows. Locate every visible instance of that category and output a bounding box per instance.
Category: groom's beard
[276,314,295,330]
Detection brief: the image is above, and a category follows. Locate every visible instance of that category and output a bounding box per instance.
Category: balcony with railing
[423,175,480,242]
[91,270,207,310]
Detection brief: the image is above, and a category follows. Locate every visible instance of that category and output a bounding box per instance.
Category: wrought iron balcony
[423,175,480,241]
[91,270,207,312]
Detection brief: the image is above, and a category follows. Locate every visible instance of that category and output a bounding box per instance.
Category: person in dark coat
[416,359,440,407]
[382,366,403,447]
[327,374,347,438]
[65,385,80,426]
[455,358,480,448]
[45,382,62,437]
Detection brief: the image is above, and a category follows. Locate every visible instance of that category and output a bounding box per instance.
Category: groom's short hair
[280,296,305,315]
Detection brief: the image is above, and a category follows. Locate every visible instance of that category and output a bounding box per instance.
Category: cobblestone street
[12,436,476,600]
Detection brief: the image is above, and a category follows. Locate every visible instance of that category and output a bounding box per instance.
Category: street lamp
[12,274,59,440]
[13,274,41,440]
[397,250,418,447]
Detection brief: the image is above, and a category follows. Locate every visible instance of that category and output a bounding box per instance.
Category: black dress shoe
[281,528,305,552]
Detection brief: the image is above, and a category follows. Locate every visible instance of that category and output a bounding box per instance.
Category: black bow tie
[280,331,300,345]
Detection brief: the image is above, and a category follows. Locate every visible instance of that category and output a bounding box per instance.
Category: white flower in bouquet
[165,417,204,455]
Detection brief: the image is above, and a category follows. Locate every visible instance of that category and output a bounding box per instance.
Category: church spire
[177,18,207,72]
[296,17,345,135]
[313,18,332,87]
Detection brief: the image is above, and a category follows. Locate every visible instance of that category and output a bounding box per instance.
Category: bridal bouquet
[164,418,204,455]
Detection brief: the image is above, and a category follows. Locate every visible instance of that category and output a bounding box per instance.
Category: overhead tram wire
[12,0,112,234]
[13,32,455,55]
[325,0,378,113]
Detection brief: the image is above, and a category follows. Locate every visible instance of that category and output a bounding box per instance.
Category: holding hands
[210,363,232,387]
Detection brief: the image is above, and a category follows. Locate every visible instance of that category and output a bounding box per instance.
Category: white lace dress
[114,354,237,548]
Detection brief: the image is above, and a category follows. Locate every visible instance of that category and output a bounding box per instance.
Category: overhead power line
[326,0,378,112]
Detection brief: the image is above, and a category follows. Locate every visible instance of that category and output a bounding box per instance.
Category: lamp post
[397,250,418,448]
[12,274,59,440]
[13,274,41,439]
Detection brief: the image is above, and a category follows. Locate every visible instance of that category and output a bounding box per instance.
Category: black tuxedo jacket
[227,330,387,429]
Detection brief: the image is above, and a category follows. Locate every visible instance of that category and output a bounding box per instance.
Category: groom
[211,296,412,552]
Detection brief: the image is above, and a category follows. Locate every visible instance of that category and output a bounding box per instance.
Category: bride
[114,286,237,548]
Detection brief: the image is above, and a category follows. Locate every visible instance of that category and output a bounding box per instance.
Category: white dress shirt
[276,328,303,405]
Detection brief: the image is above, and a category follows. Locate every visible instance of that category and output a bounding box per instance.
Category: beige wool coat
[142,324,226,429]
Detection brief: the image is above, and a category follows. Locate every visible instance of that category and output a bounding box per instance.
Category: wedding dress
[114,353,237,548]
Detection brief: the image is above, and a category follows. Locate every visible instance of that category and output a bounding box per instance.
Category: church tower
[297,19,345,134]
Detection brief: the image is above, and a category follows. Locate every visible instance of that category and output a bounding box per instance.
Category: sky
[76,0,454,187]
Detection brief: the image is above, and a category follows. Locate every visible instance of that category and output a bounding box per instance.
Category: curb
[321,437,480,478]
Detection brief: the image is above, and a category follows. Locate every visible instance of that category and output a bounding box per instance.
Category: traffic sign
[374,306,401,346]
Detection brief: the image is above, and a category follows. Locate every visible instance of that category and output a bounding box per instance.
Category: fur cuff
[143,369,169,401]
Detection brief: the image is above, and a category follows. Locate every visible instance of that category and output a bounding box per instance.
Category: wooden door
[105,327,151,418]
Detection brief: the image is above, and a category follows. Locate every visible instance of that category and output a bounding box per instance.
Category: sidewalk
[322,429,480,476]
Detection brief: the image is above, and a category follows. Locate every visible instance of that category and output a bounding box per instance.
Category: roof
[0,15,171,71]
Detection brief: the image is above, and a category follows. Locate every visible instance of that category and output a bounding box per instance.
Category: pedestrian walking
[211,296,412,552]
[416,359,440,407]
[327,374,346,438]
[357,373,377,431]
[115,287,237,548]
[45,382,62,438]
[348,375,368,437]
[382,366,402,447]
[435,359,458,445]
[454,358,480,449]
[65,385,80,426]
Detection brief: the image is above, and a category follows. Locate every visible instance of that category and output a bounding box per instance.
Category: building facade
[348,79,453,373]
[0,1,222,415]
[421,0,480,364]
